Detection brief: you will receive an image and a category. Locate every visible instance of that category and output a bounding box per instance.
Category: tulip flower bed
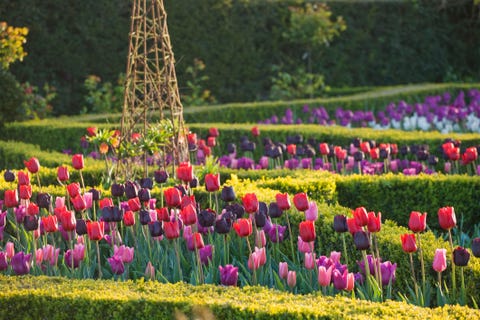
[259,89,480,134]
[0,153,479,317]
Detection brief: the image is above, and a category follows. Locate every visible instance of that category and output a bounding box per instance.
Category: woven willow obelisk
[119,0,187,178]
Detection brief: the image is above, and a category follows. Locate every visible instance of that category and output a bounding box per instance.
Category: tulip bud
[3,170,15,182]
[220,186,236,202]
[453,247,470,267]
[432,248,447,272]
[154,170,169,184]
[472,237,480,258]
[268,202,283,218]
[333,215,348,233]
[353,231,370,250]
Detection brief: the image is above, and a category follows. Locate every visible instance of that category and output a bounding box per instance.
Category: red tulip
[187,232,205,251]
[57,166,70,182]
[4,189,19,208]
[163,220,180,239]
[123,210,135,227]
[87,221,104,241]
[251,126,260,137]
[360,141,371,153]
[181,203,197,226]
[72,154,84,170]
[66,182,81,198]
[86,127,98,137]
[59,210,76,232]
[233,218,252,237]
[400,234,417,253]
[319,143,330,156]
[164,187,181,208]
[293,193,309,211]
[370,148,380,160]
[287,144,296,156]
[24,157,40,174]
[27,203,39,216]
[207,136,216,147]
[156,207,170,222]
[71,195,86,212]
[42,215,58,233]
[205,173,220,192]
[275,193,291,211]
[187,132,197,145]
[408,211,427,233]
[353,207,369,227]
[99,197,114,209]
[347,217,363,235]
[17,171,30,186]
[208,127,219,137]
[127,197,141,212]
[447,147,460,161]
[438,206,456,231]
[334,146,347,161]
[367,211,381,233]
[299,220,316,242]
[176,162,193,183]
[19,184,32,200]
[242,193,259,214]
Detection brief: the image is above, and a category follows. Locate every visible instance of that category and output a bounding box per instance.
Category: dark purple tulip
[154,170,169,184]
[189,177,199,189]
[400,145,410,157]
[214,217,231,234]
[23,215,39,231]
[219,264,238,286]
[268,202,283,218]
[198,209,216,228]
[101,206,114,222]
[428,155,439,166]
[258,202,268,216]
[138,188,151,202]
[36,193,51,209]
[225,203,245,220]
[254,211,267,228]
[416,149,429,161]
[221,186,236,202]
[112,207,123,222]
[226,143,236,154]
[0,252,8,271]
[111,183,125,197]
[379,149,389,160]
[352,138,362,148]
[472,238,480,258]
[353,151,364,162]
[140,177,153,189]
[11,252,31,275]
[76,218,88,236]
[148,221,163,237]
[353,231,370,250]
[3,170,15,182]
[88,188,101,201]
[124,181,139,199]
[108,255,125,275]
[453,247,471,266]
[139,209,151,225]
[333,215,348,233]
[240,140,256,152]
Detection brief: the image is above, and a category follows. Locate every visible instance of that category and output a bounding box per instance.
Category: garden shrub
[1,275,479,320]
[0,70,25,126]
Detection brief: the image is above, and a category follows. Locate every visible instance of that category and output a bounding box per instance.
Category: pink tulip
[6,242,15,259]
[145,261,155,280]
[287,270,296,288]
[432,248,447,273]
[297,236,314,253]
[304,252,316,270]
[304,201,318,221]
[114,245,135,264]
[318,265,334,287]
[279,262,289,280]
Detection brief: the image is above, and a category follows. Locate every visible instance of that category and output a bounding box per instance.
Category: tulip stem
[409,252,419,300]
[36,173,42,192]
[362,250,371,287]
[285,211,297,265]
[223,234,229,265]
[373,234,383,294]
[448,229,456,300]
[79,170,86,194]
[195,247,204,284]
[96,240,102,279]
[70,233,74,276]
[460,266,466,306]
[174,238,183,282]
[341,233,349,267]
[417,233,426,296]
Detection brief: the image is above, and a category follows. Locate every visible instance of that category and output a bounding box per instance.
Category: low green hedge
[0,275,479,320]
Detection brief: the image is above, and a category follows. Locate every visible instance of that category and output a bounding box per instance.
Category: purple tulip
[108,255,125,275]
[0,225,4,241]
[380,261,397,286]
[332,269,348,290]
[0,252,8,271]
[267,224,287,243]
[14,205,26,224]
[199,245,213,265]
[11,252,31,275]
[357,254,378,276]
[219,264,238,286]
[0,210,7,227]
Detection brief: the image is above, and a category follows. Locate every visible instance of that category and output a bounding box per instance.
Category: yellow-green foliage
[0,275,479,320]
